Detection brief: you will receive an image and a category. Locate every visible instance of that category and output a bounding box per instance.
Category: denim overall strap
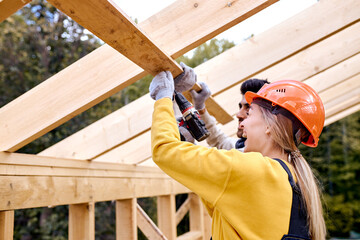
[272,158,310,240]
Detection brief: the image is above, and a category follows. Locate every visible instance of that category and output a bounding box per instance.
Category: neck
[261,143,288,162]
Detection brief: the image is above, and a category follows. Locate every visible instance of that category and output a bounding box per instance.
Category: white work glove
[174,62,197,92]
[149,71,174,100]
[178,126,195,143]
[190,82,211,110]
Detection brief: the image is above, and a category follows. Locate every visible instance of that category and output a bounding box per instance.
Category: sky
[112,0,317,50]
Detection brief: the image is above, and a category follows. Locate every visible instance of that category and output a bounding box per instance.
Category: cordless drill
[174,91,209,142]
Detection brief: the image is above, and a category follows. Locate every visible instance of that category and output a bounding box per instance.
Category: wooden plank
[0,176,190,211]
[182,83,233,124]
[177,231,202,240]
[319,72,360,105]
[49,0,230,126]
[324,88,360,118]
[0,0,32,23]
[94,20,360,165]
[325,104,360,126]
[0,152,168,179]
[0,0,277,153]
[189,194,204,234]
[48,0,182,77]
[175,195,191,226]
[40,0,360,161]
[202,211,212,240]
[194,0,360,96]
[157,195,176,240]
[137,204,167,240]
[69,203,95,240]
[116,198,137,240]
[0,210,14,240]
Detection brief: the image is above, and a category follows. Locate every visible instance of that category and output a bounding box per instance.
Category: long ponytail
[259,107,326,240]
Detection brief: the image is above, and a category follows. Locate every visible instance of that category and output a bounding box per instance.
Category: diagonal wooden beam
[0,0,32,23]
[48,0,182,77]
[47,1,360,162]
[0,0,277,152]
[137,203,168,240]
[175,195,191,226]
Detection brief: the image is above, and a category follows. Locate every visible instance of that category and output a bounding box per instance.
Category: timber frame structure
[0,0,360,239]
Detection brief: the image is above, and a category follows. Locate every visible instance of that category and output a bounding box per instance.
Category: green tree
[300,111,360,237]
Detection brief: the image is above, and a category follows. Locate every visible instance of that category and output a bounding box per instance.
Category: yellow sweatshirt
[151,98,295,240]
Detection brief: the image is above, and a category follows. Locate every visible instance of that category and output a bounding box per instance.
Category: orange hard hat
[245,80,325,147]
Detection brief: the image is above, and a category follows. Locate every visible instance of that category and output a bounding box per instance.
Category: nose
[236,108,247,121]
[240,118,247,129]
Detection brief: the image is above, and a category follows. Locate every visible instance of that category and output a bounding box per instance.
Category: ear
[265,126,271,135]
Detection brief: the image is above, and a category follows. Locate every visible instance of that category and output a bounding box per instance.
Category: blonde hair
[259,106,326,240]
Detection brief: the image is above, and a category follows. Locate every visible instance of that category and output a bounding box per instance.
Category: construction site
[0,0,359,239]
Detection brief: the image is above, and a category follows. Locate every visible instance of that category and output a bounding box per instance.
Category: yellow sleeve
[151,98,235,206]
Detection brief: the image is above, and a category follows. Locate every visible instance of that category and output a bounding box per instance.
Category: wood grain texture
[137,204,167,240]
[0,0,32,22]
[116,199,137,240]
[48,0,182,77]
[91,11,360,165]
[0,0,277,152]
[157,195,176,240]
[39,0,360,161]
[0,211,14,240]
[69,203,95,240]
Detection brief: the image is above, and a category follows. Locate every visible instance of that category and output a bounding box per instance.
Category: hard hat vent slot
[276,88,286,93]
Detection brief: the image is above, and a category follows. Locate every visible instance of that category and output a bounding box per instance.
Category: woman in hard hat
[150,71,326,240]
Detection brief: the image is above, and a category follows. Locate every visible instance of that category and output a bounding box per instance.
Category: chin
[243,146,249,153]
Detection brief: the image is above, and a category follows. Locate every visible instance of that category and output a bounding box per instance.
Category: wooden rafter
[46,0,232,125]
[0,0,32,23]
[0,0,277,153]
[92,23,360,165]
[48,0,182,77]
[39,0,360,162]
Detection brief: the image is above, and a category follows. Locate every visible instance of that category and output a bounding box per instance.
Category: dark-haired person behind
[189,78,269,151]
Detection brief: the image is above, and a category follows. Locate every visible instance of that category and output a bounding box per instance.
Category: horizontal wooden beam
[0,175,190,211]
[39,0,360,161]
[0,0,32,23]
[0,152,190,210]
[0,151,168,178]
[0,0,277,152]
[92,16,360,165]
